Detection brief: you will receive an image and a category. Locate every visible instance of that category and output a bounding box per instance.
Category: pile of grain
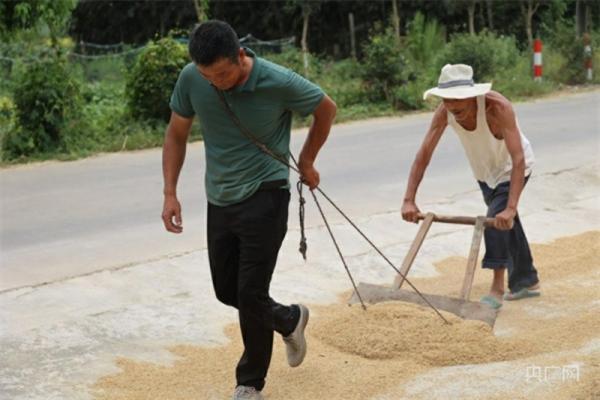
[311,302,530,366]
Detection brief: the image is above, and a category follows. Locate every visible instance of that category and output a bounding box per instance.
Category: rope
[0,46,145,64]
[69,47,144,59]
[77,41,128,50]
[296,180,307,261]
[213,86,450,324]
[239,34,296,46]
[290,154,367,310]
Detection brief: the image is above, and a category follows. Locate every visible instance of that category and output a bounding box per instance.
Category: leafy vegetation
[3,53,81,159]
[1,1,599,163]
[125,38,189,123]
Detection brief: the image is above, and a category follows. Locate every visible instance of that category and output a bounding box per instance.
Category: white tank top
[447,95,534,188]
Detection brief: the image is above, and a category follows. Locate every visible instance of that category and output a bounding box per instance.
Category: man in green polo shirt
[161,20,336,400]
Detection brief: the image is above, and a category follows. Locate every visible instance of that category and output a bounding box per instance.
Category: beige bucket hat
[423,64,492,100]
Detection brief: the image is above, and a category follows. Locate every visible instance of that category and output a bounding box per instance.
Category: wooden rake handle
[417,212,499,229]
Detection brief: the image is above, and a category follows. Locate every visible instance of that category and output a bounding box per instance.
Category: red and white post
[533,39,543,82]
[583,33,593,81]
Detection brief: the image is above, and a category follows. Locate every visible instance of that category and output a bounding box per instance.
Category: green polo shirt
[169,48,325,206]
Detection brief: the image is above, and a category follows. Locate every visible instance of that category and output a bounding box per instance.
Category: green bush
[3,54,81,158]
[405,12,446,71]
[77,56,124,83]
[493,55,556,100]
[393,13,446,110]
[333,102,394,124]
[317,59,366,107]
[394,79,431,110]
[265,48,323,78]
[434,31,520,81]
[0,96,16,161]
[0,59,13,96]
[60,81,125,153]
[61,80,203,158]
[547,22,596,84]
[361,26,410,104]
[267,51,365,108]
[125,38,188,123]
[593,31,600,84]
[0,96,14,123]
[542,44,567,83]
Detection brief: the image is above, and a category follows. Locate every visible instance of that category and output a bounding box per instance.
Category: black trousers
[207,187,299,391]
[478,177,540,292]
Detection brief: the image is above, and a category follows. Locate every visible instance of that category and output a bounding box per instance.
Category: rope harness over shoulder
[213,86,449,324]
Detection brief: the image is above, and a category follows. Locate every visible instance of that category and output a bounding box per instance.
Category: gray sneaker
[282,304,309,367]
[232,385,263,400]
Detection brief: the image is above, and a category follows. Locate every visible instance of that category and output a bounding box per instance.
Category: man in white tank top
[401,64,540,309]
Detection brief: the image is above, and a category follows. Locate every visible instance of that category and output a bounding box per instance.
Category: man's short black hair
[188,20,240,66]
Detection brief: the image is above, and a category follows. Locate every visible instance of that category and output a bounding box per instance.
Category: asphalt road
[1,90,598,291]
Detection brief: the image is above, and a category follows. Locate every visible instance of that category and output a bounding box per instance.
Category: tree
[449,0,479,35]
[301,1,310,74]
[486,0,494,31]
[193,0,209,22]
[361,26,408,105]
[406,12,445,69]
[391,0,401,42]
[520,0,541,47]
[467,0,477,35]
[0,0,77,46]
[286,0,322,76]
[70,1,198,45]
[575,0,597,36]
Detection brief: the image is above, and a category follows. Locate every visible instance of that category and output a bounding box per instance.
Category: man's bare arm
[298,95,337,190]
[162,111,194,233]
[494,101,526,230]
[402,103,447,222]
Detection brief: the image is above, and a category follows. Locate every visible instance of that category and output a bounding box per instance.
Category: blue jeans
[478,176,539,292]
